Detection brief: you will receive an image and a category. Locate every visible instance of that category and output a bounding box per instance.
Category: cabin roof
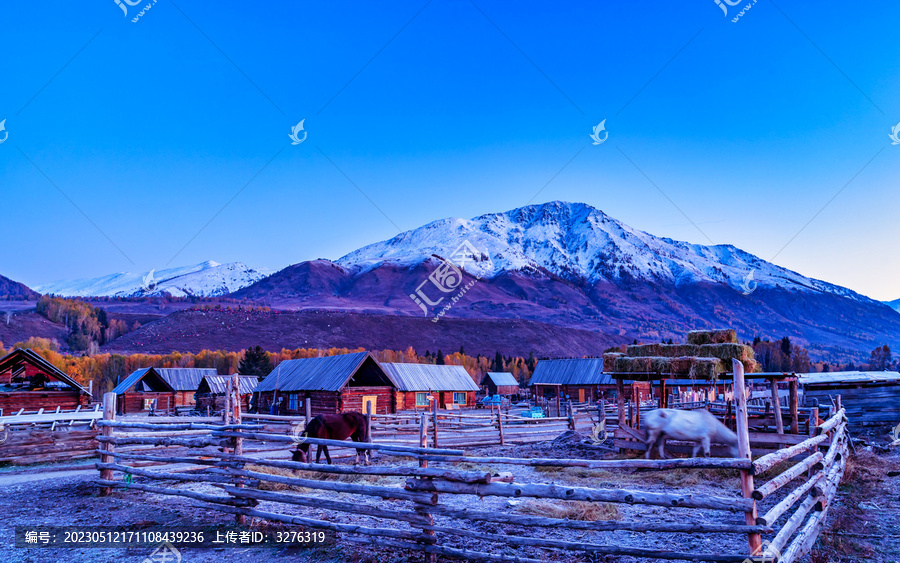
[0,348,90,395]
[200,375,259,395]
[529,358,611,386]
[380,363,479,392]
[482,372,519,387]
[798,371,900,386]
[112,367,176,394]
[156,368,218,391]
[254,352,390,392]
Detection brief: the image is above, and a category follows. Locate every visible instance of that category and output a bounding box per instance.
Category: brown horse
[292,412,370,465]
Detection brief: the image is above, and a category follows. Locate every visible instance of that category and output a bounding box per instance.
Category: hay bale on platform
[626,343,662,357]
[669,357,694,376]
[689,357,726,380]
[614,357,652,373]
[686,329,738,345]
[741,358,761,373]
[698,343,754,362]
[603,352,624,372]
[659,343,701,357]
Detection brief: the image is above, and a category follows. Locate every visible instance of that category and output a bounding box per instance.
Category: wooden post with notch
[231,374,246,525]
[789,377,799,434]
[732,359,761,555]
[616,378,626,428]
[99,392,116,496]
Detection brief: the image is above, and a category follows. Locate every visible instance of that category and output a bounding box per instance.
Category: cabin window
[288,393,298,410]
[453,392,467,405]
[415,392,429,407]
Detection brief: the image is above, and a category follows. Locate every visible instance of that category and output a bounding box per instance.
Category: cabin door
[362,395,377,416]
[578,389,585,403]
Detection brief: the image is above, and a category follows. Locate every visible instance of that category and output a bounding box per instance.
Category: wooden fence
[92,365,848,562]
[0,405,102,464]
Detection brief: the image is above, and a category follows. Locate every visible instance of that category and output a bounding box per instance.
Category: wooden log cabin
[253,352,396,416]
[196,374,259,413]
[529,358,614,404]
[112,367,216,414]
[0,348,91,413]
[481,371,520,396]
[800,370,900,429]
[380,363,479,410]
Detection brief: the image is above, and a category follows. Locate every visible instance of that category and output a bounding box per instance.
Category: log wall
[0,391,87,412]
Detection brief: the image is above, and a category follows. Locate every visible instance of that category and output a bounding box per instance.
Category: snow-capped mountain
[337,201,873,304]
[35,261,268,298]
[885,299,900,314]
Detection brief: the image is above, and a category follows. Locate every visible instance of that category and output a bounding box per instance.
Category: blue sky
[2,1,898,300]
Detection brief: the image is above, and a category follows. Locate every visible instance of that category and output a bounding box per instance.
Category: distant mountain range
[7,201,900,361]
[885,299,900,314]
[34,261,268,298]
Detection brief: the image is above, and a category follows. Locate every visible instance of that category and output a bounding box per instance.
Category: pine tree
[239,346,274,378]
[436,350,445,365]
[780,337,792,357]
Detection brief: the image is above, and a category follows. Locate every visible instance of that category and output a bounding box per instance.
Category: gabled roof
[482,372,520,387]
[530,358,611,386]
[112,368,176,395]
[0,348,90,395]
[799,371,900,386]
[380,363,479,392]
[200,375,259,395]
[155,368,218,391]
[254,352,390,392]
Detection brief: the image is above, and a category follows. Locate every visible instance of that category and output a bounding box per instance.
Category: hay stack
[626,343,662,357]
[659,344,701,357]
[689,357,726,380]
[698,343,754,362]
[686,329,738,345]
[602,352,624,372]
[669,357,694,376]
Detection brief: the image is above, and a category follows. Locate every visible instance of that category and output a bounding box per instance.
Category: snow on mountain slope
[885,299,900,314]
[35,261,268,298]
[337,201,874,303]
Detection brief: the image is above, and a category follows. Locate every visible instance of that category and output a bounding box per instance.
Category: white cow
[643,408,739,459]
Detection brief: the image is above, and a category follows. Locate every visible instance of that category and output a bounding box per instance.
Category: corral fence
[92,366,848,562]
[0,406,102,464]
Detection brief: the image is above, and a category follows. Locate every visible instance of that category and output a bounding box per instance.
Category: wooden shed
[196,374,259,413]
[0,348,91,413]
[253,352,396,416]
[112,367,216,414]
[380,363,479,410]
[800,371,900,429]
[481,372,520,396]
[112,368,177,414]
[529,358,613,404]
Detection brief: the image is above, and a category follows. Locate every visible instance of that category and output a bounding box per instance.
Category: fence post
[431,398,438,449]
[809,407,819,437]
[365,401,373,444]
[497,411,505,446]
[567,401,575,431]
[231,374,246,526]
[418,413,428,468]
[769,378,784,436]
[615,379,626,429]
[732,359,761,555]
[305,397,311,425]
[789,377,799,434]
[99,392,116,497]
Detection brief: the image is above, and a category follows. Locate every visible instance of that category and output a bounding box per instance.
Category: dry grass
[532,464,739,488]
[516,499,620,521]
[245,464,397,492]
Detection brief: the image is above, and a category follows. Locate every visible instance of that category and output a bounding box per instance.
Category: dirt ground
[0,433,897,563]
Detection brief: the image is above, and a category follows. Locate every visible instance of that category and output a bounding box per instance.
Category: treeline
[0,339,537,397]
[35,296,136,352]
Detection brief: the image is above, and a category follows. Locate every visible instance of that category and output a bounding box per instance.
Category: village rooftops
[380,363,479,392]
